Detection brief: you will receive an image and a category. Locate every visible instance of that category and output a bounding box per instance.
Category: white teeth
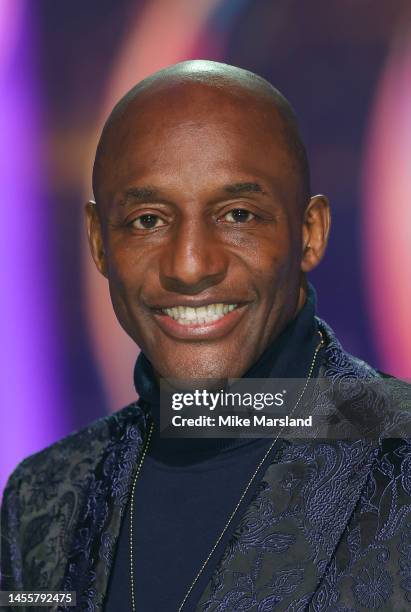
[185,308,196,321]
[162,303,238,325]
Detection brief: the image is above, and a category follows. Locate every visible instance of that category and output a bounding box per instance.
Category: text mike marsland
[171,414,313,428]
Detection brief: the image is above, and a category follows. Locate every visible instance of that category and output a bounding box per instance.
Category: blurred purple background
[1,0,410,493]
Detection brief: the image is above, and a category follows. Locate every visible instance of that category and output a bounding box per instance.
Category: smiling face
[87,77,329,379]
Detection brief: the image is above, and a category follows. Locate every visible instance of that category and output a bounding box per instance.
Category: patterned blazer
[1,319,411,612]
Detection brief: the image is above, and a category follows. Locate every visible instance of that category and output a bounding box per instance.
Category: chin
[153,349,250,380]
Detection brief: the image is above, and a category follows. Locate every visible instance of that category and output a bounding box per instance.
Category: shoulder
[1,401,147,590]
[2,401,144,508]
[318,316,410,388]
[317,317,411,438]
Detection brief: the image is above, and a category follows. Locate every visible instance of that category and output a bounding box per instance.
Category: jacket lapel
[194,442,378,611]
[59,403,149,610]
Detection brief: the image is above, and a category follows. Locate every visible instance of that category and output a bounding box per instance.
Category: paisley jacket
[1,319,411,612]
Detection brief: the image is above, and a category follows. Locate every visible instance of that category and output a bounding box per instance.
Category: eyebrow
[119,181,268,206]
[120,186,162,204]
[223,182,267,195]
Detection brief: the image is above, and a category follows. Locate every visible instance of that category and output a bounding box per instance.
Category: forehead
[96,84,297,205]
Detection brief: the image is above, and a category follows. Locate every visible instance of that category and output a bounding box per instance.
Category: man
[1,60,410,611]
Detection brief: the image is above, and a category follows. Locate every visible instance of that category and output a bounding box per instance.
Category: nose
[159,218,228,294]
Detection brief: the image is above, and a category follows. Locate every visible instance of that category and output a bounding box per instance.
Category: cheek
[107,252,136,299]
[106,240,152,292]
[105,246,148,326]
[237,232,302,319]
[238,229,297,283]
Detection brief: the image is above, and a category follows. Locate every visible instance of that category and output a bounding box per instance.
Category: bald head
[92,60,310,208]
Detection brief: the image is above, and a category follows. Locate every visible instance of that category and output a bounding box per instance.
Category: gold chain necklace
[129,330,324,612]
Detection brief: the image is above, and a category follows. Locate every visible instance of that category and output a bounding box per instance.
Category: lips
[151,301,249,340]
[162,303,237,325]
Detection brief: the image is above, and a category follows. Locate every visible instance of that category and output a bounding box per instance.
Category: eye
[131,214,166,230]
[222,208,256,223]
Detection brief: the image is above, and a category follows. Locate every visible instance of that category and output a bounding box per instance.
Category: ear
[85,201,108,277]
[300,195,331,273]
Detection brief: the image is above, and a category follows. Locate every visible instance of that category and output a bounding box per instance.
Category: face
[87,84,329,379]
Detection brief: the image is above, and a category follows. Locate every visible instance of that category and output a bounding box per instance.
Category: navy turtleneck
[104,284,324,611]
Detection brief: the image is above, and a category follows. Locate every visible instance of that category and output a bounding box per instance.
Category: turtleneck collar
[133,283,322,462]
